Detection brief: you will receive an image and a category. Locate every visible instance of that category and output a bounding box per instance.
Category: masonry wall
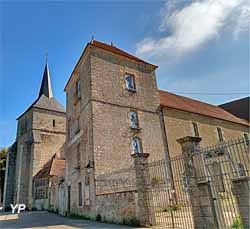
[3,149,17,209]
[65,52,93,215]
[162,108,249,157]
[90,47,165,175]
[14,107,66,209]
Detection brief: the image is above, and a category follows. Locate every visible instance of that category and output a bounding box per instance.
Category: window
[129,111,139,129]
[125,74,136,92]
[237,163,246,177]
[217,127,223,142]
[78,182,82,206]
[244,133,249,145]
[68,119,72,140]
[75,116,80,134]
[76,143,81,168]
[53,119,56,127]
[132,137,143,154]
[76,80,81,99]
[192,122,199,137]
[85,185,90,206]
[35,188,48,199]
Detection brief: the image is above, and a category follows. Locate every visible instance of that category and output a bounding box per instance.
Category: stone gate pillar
[132,152,155,226]
[231,176,250,229]
[177,136,219,229]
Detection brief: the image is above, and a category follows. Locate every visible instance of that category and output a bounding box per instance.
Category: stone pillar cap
[177,136,202,144]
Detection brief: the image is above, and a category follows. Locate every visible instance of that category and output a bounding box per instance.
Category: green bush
[231,215,243,229]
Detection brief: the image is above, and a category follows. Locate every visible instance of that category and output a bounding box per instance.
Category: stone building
[3,39,249,225]
[33,153,65,211]
[64,40,249,222]
[3,61,66,210]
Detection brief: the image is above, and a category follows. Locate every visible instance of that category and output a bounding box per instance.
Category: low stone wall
[94,191,138,224]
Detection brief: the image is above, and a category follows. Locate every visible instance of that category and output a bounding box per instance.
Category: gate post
[132,152,155,227]
[177,136,219,229]
[231,176,250,228]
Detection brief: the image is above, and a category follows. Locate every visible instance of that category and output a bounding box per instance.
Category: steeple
[38,59,53,98]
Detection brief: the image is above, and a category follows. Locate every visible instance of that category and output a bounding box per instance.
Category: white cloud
[136,0,249,59]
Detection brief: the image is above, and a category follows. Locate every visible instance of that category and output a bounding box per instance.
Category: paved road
[0,211,143,229]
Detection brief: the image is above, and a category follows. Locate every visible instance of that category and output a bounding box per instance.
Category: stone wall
[163,108,249,157]
[92,101,164,175]
[14,106,66,209]
[94,191,137,224]
[3,146,17,210]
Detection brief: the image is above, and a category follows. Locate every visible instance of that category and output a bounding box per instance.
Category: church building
[3,61,66,210]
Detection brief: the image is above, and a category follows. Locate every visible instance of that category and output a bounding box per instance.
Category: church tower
[3,60,66,209]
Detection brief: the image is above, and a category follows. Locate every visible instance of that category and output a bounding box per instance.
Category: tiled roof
[64,39,157,90]
[50,159,65,176]
[34,156,65,179]
[17,95,65,120]
[91,40,157,68]
[159,90,249,126]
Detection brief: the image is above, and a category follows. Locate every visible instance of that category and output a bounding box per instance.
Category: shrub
[231,215,243,229]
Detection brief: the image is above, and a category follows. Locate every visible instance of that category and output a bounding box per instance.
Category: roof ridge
[159,90,249,126]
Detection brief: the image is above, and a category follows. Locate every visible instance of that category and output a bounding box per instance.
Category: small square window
[129,111,139,129]
[132,137,142,154]
[125,74,136,92]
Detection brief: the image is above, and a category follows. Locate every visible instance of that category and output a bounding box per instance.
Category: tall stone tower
[3,61,66,209]
[64,40,164,214]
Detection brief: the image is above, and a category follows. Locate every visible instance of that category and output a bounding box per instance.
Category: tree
[0,148,7,171]
[0,148,7,203]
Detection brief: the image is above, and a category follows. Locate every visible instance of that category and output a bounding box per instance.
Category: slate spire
[38,58,53,98]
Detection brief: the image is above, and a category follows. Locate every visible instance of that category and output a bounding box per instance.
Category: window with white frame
[129,111,139,129]
[125,74,136,92]
[132,137,142,154]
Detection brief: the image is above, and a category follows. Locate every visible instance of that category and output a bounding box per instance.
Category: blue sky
[0,1,249,147]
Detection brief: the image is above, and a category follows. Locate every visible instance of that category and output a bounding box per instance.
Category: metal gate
[145,138,249,228]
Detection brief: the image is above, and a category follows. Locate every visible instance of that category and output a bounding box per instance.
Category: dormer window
[129,111,139,129]
[132,137,142,155]
[125,74,136,92]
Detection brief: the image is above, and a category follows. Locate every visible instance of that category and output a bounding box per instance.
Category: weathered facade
[64,40,249,223]
[3,62,66,210]
[3,39,249,226]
